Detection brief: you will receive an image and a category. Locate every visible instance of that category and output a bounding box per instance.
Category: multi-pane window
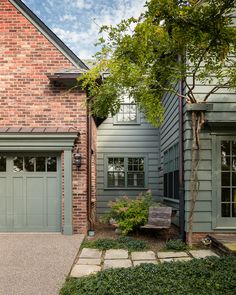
[163,144,179,199]
[108,158,125,187]
[13,156,57,172]
[107,157,145,188]
[0,156,6,172]
[127,158,145,187]
[221,141,236,218]
[114,95,139,124]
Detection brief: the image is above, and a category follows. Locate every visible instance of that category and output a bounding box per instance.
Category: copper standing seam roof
[0,127,79,133]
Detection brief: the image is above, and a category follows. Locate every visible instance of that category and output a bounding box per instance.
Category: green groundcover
[60,256,236,295]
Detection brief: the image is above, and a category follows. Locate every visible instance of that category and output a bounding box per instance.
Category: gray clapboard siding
[185,211,211,223]
[157,82,181,225]
[184,191,212,201]
[183,61,236,231]
[185,201,212,212]
[96,112,160,216]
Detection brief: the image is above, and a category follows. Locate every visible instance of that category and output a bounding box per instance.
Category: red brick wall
[0,0,90,233]
[186,232,208,245]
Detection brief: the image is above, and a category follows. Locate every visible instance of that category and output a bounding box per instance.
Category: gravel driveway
[0,233,84,295]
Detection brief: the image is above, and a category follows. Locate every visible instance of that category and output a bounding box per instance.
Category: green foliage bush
[81,236,147,251]
[60,256,236,295]
[165,239,188,251]
[101,191,157,235]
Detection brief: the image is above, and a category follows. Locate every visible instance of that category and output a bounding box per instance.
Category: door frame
[212,134,236,230]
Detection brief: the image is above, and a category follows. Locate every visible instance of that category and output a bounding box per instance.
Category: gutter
[87,107,95,233]
[178,55,185,241]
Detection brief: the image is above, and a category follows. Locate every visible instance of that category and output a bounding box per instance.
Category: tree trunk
[187,111,204,247]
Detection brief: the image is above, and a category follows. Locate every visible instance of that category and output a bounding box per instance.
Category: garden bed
[86,222,180,252]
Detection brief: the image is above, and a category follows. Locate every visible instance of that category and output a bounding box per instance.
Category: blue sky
[22,0,146,59]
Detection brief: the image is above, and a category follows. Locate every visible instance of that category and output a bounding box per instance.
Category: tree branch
[203,81,229,102]
[185,79,197,103]
[162,87,189,100]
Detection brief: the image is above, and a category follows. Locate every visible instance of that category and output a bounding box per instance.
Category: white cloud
[24,0,147,59]
[59,14,77,22]
[93,0,146,27]
[74,0,92,10]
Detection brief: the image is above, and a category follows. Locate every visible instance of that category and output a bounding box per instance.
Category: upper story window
[113,95,140,125]
[163,144,179,200]
[106,156,146,188]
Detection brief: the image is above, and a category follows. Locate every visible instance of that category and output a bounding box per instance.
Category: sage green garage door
[0,154,61,232]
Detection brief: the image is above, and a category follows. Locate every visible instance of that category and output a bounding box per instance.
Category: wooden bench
[141,206,172,239]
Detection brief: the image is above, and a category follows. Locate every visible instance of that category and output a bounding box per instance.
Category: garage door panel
[47,177,58,198]
[47,177,60,216]
[12,177,24,215]
[26,177,44,221]
[12,177,24,198]
[0,178,7,213]
[26,177,44,197]
[26,214,44,227]
[13,213,26,228]
[47,214,60,227]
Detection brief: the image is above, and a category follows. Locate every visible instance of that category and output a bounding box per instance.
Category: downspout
[87,105,94,233]
[179,76,185,241]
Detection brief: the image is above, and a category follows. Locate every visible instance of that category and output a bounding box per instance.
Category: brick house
[0,0,97,234]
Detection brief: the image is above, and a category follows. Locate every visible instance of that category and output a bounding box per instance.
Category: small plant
[101,191,158,235]
[117,236,147,251]
[81,239,119,250]
[165,239,188,251]
[81,236,148,251]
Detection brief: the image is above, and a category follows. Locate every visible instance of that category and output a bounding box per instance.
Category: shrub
[101,191,157,235]
[60,257,236,295]
[165,239,188,251]
[81,236,147,251]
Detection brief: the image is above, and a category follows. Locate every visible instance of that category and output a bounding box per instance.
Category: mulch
[89,222,180,252]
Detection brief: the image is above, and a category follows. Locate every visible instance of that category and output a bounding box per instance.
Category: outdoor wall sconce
[74,153,82,168]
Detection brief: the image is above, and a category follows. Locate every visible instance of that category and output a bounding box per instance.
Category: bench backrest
[148,206,172,227]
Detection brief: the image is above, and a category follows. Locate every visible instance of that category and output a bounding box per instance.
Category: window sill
[163,197,180,204]
[104,187,148,191]
[113,122,141,126]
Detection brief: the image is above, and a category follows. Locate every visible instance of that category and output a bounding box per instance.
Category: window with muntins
[163,144,179,200]
[114,95,139,124]
[107,157,145,188]
[13,156,57,172]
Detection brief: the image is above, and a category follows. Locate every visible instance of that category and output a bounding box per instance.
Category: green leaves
[80,0,236,126]
[101,191,155,235]
[81,236,148,251]
[60,257,236,295]
[165,239,188,251]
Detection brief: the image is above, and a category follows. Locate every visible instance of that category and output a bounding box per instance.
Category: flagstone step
[70,248,220,278]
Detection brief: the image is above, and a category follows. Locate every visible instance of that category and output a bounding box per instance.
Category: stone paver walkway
[70,248,219,278]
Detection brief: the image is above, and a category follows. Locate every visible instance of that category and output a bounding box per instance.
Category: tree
[80,0,236,246]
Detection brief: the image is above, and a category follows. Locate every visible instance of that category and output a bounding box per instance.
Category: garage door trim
[0,131,78,235]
